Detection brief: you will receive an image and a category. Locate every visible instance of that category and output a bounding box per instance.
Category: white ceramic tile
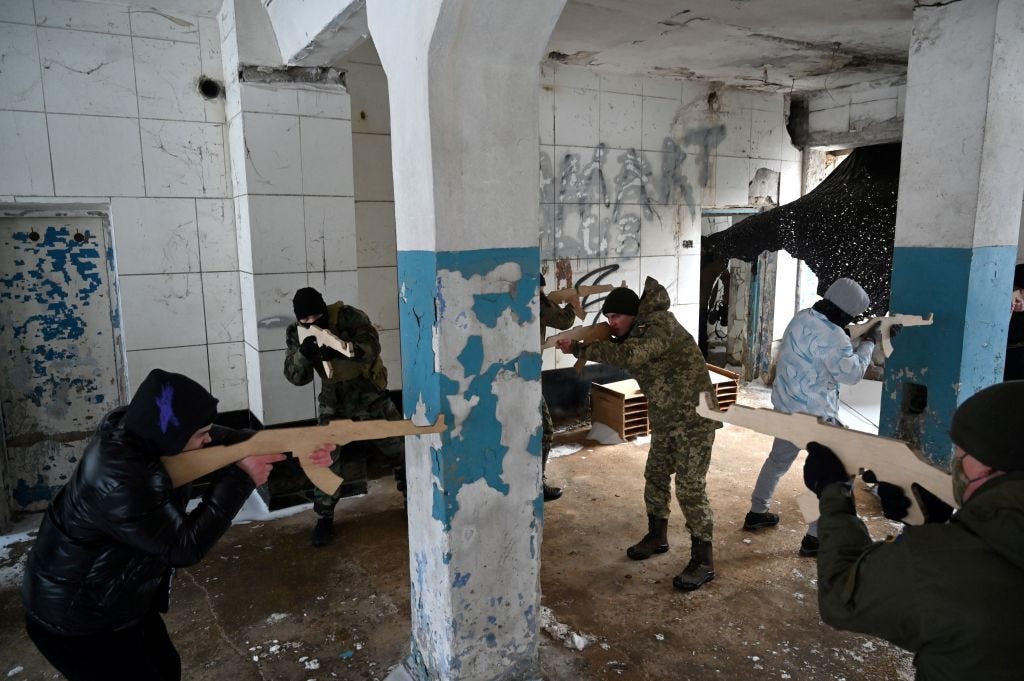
[324,270,359,308]
[539,198,556,262]
[539,85,555,146]
[605,211,641,258]
[641,95,681,152]
[378,328,402,391]
[342,63,383,132]
[554,202,602,259]
[38,28,137,117]
[554,87,599,148]
[600,73,643,96]
[197,16,223,79]
[744,90,784,114]
[126,345,210,396]
[600,91,642,151]
[297,84,351,120]
[642,76,682,101]
[119,272,207,350]
[0,111,54,196]
[258,348,316,424]
[808,89,852,112]
[110,197,199,274]
[352,132,393,201]
[713,155,751,207]
[808,106,850,134]
[134,38,205,121]
[207,341,247,411]
[607,256,641,294]
[48,114,144,196]
[715,109,751,158]
[553,144,608,206]
[221,41,240,122]
[554,65,599,91]
[239,270,256,344]
[234,195,253,271]
[240,82,298,115]
[0,23,44,111]
[0,0,34,23]
[680,80,710,109]
[671,302,699,337]
[749,108,783,161]
[35,0,130,33]
[607,147,657,209]
[355,201,397,267]
[252,272,310,350]
[300,116,353,196]
[640,255,679,304]
[240,112,302,194]
[197,198,237,270]
[202,271,243,343]
[780,160,802,205]
[640,208,680,257]
[357,266,399,330]
[780,137,802,164]
[677,253,700,306]
[243,342,263,420]
[654,139,702,206]
[247,194,305,274]
[305,195,357,272]
[140,119,228,197]
[129,7,199,42]
[225,115,247,196]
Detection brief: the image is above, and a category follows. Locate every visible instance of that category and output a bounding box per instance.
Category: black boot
[673,536,715,591]
[626,514,669,560]
[543,481,563,501]
[311,514,334,548]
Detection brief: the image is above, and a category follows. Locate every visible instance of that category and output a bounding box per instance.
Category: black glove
[889,323,904,338]
[862,470,912,521]
[911,483,955,524]
[299,335,321,361]
[867,322,883,345]
[319,344,344,360]
[803,442,850,497]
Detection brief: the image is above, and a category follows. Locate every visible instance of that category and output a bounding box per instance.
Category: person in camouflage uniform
[284,287,404,547]
[557,277,721,591]
[539,274,579,501]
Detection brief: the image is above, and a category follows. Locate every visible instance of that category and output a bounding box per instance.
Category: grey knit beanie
[824,278,870,317]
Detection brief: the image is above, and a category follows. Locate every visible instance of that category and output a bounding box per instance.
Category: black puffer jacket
[22,370,255,635]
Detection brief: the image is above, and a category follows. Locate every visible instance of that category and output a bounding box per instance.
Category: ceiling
[119,0,915,94]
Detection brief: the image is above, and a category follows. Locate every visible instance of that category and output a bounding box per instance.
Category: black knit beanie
[949,380,1024,472]
[602,288,640,316]
[293,287,327,320]
[123,369,218,457]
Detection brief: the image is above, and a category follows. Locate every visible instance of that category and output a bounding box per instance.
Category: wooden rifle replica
[848,313,933,358]
[297,325,354,379]
[695,393,953,525]
[542,322,613,373]
[546,284,615,319]
[162,415,447,496]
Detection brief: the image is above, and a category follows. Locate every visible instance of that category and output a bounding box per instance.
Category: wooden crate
[591,379,650,440]
[591,365,741,440]
[708,363,740,410]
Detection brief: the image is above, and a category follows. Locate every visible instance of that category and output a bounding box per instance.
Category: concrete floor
[0,384,914,680]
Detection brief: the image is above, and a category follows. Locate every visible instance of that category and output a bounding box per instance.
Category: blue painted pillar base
[880,245,1016,466]
[396,247,544,681]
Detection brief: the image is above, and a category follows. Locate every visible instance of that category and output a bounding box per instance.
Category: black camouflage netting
[703,143,900,318]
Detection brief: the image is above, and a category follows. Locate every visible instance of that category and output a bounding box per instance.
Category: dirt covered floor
[0,386,913,680]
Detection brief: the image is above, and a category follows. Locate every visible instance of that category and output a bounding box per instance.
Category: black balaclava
[123,369,218,457]
[293,287,328,322]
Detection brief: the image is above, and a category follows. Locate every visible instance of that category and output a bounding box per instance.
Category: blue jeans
[750,437,818,538]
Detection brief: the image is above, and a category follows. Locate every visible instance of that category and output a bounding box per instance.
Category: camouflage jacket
[573,277,718,433]
[284,301,388,394]
[540,292,577,343]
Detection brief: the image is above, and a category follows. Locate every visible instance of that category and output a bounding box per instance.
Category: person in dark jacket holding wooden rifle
[21,369,332,681]
[803,380,1024,681]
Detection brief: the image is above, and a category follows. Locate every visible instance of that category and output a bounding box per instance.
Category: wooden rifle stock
[162,415,447,496]
[542,322,613,373]
[695,393,953,525]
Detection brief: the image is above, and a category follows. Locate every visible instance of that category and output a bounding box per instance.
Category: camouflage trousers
[643,425,716,541]
[313,380,405,516]
[541,398,554,471]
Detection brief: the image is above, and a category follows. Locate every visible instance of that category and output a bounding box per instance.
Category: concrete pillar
[881,0,1024,464]
[367,1,565,678]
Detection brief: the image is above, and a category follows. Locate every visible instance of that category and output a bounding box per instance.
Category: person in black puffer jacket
[21,369,329,681]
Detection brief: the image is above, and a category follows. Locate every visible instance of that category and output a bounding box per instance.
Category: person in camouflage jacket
[539,274,579,501]
[284,287,404,547]
[557,276,721,591]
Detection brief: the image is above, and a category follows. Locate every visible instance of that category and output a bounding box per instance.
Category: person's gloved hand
[911,483,955,523]
[299,335,321,361]
[803,441,851,497]
[861,470,911,521]
[867,322,883,345]
[319,344,344,360]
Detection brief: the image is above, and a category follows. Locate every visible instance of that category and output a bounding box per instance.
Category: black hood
[122,369,218,457]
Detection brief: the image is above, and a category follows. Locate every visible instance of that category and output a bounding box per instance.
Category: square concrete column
[881,0,1024,464]
[368,1,566,678]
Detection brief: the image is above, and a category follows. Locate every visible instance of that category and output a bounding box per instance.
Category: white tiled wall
[0,2,244,409]
[539,63,800,369]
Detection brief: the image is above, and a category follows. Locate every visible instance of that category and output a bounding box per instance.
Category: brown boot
[673,536,715,591]
[626,514,669,560]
